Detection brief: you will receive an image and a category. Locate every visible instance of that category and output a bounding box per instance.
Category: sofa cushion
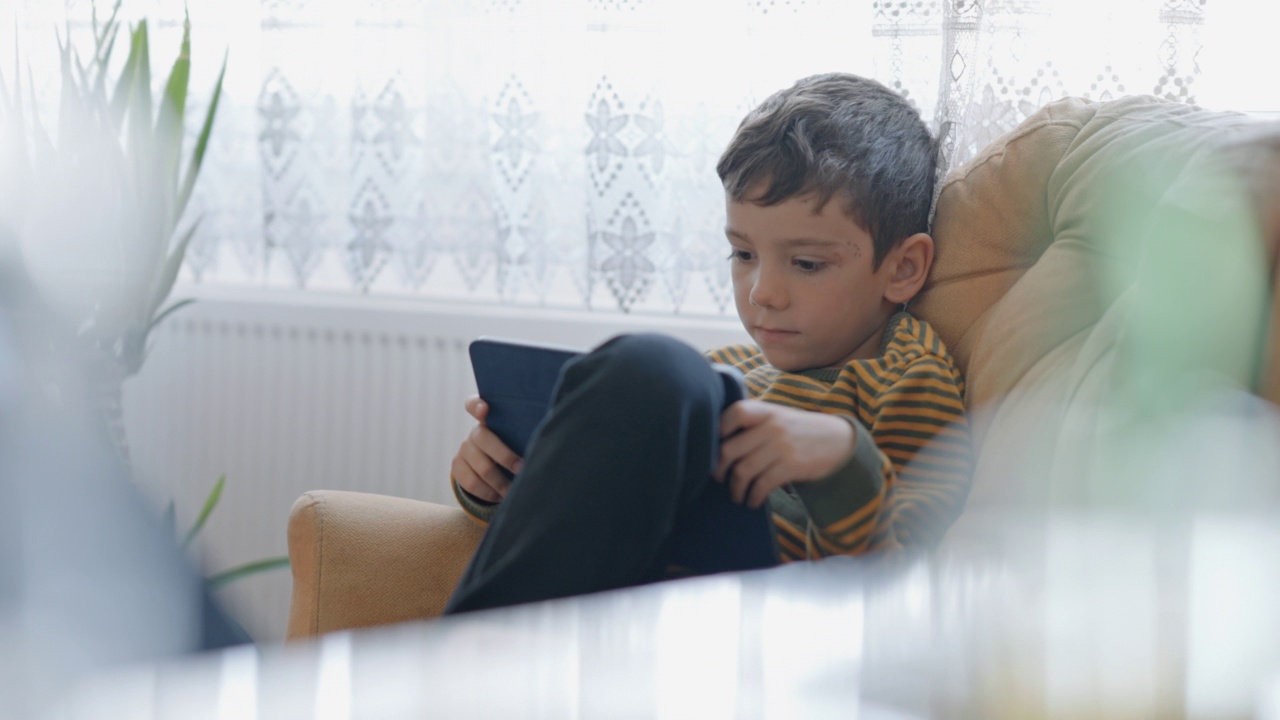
[953,288,1129,517]
[915,95,1258,444]
[911,97,1280,525]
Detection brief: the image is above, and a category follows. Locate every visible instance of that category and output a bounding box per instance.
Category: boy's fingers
[465,395,488,422]
[459,440,513,499]
[720,399,775,437]
[451,453,502,503]
[746,466,785,508]
[728,472,749,505]
[719,400,761,438]
[463,473,502,503]
[715,427,743,482]
[716,426,769,483]
[728,451,777,504]
[728,462,761,505]
[469,424,524,475]
[719,403,744,438]
[717,402,777,482]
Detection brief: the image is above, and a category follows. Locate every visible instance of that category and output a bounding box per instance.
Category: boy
[445,73,971,614]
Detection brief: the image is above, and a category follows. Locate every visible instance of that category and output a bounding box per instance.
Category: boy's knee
[578,333,718,406]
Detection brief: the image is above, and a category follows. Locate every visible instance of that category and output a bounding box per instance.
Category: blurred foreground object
[0,225,245,720]
[50,514,1280,718]
[0,1,226,459]
[0,11,248,715]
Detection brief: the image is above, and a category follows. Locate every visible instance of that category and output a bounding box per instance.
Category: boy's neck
[795,309,910,378]
[843,303,906,364]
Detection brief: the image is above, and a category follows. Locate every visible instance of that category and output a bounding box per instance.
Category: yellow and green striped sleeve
[793,353,971,558]
[868,356,971,549]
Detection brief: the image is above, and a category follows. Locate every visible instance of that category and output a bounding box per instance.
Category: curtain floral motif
[13,0,1217,315]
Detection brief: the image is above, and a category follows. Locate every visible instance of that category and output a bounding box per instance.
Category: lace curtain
[11,0,1229,316]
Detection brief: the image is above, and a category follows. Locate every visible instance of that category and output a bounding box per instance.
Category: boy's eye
[794,258,828,273]
[727,249,754,262]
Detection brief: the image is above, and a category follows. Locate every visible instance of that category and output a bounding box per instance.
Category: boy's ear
[882,233,934,305]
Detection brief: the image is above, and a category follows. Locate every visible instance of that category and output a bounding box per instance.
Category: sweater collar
[793,312,913,383]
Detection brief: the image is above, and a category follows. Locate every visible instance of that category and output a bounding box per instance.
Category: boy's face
[725,190,897,371]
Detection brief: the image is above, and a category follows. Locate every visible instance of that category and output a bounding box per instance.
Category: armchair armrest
[285,490,484,640]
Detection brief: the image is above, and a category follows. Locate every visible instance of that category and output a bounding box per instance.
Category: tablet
[468,337,751,456]
[468,336,777,573]
[468,337,582,459]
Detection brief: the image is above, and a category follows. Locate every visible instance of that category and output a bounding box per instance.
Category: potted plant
[1,3,288,598]
[0,1,224,459]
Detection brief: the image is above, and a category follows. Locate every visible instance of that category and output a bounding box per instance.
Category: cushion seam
[928,262,1038,289]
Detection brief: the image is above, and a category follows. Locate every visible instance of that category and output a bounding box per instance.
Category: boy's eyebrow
[725,228,841,248]
[779,237,842,248]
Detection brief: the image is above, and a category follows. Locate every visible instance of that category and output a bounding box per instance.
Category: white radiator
[123,285,749,642]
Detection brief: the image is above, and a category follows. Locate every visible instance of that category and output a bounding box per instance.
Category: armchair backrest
[917,95,1259,440]
[914,95,1277,513]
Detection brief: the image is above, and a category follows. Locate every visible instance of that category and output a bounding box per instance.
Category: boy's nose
[748,269,787,310]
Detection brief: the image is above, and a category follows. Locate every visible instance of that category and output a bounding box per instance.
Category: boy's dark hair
[716,73,937,267]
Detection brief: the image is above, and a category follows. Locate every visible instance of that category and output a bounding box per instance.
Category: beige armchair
[285,490,484,638]
[287,96,1280,640]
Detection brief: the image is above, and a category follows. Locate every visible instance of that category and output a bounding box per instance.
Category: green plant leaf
[71,46,93,94]
[110,21,155,154]
[140,216,200,340]
[93,1,123,96]
[183,473,224,549]
[138,297,197,367]
[176,50,225,220]
[92,0,123,66]
[149,298,195,333]
[128,21,152,133]
[107,21,141,129]
[207,557,291,590]
[96,27,119,93]
[72,43,109,112]
[124,22,157,237]
[155,10,190,230]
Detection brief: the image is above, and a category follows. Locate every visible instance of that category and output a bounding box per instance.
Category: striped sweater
[707,312,971,560]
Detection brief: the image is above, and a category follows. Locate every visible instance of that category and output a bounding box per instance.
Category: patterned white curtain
[11,0,1231,316]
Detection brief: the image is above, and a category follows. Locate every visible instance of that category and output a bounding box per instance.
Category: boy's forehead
[729,183,859,217]
[724,200,870,248]
[725,192,869,237]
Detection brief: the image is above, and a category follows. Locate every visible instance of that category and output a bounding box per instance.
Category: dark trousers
[444,333,770,615]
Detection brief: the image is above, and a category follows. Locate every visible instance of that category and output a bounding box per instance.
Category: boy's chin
[756,347,817,373]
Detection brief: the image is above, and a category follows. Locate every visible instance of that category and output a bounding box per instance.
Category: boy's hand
[715,399,855,508]
[451,395,524,503]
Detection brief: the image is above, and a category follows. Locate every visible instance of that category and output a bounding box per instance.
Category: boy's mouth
[755,327,799,343]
